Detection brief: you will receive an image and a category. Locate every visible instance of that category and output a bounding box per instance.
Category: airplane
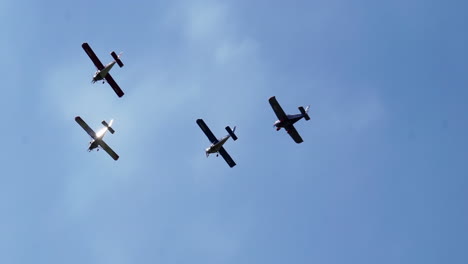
[75,116,119,161]
[196,119,238,168]
[82,42,125,98]
[269,96,310,144]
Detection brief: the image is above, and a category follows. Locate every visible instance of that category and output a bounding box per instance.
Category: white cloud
[184,1,229,42]
[215,38,259,65]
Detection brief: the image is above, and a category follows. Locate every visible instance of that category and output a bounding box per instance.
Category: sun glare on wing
[96,127,107,138]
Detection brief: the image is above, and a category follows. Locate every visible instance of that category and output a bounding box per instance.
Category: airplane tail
[111,51,124,68]
[299,106,310,121]
[225,126,238,141]
[102,119,115,134]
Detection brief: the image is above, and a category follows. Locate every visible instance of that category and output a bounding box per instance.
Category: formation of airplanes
[75,43,311,167]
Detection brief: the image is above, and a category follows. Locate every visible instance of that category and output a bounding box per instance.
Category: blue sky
[0,0,467,263]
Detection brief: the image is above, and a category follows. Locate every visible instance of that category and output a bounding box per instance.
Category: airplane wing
[285,124,304,144]
[82,42,105,70]
[196,119,218,144]
[218,147,236,168]
[105,74,125,97]
[269,96,288,120]
[75,116,96,139]
[98,140,119,160]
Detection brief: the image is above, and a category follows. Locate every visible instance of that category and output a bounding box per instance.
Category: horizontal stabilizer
[111,51,124,67]
[225,126,238,141]
[102,120,115,134]
[299,106,310,121]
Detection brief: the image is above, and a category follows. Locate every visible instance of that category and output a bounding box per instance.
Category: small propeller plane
[269,96,310,144]
[196,119,238,168]
[75,116,119,160]
[82,42,125,98]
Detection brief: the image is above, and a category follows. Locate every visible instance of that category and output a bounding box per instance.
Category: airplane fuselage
[87,126,109,151]
[88,140,99,151]
[274,114,305,130]
[205,135,231,156]
[92,61,116,83]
